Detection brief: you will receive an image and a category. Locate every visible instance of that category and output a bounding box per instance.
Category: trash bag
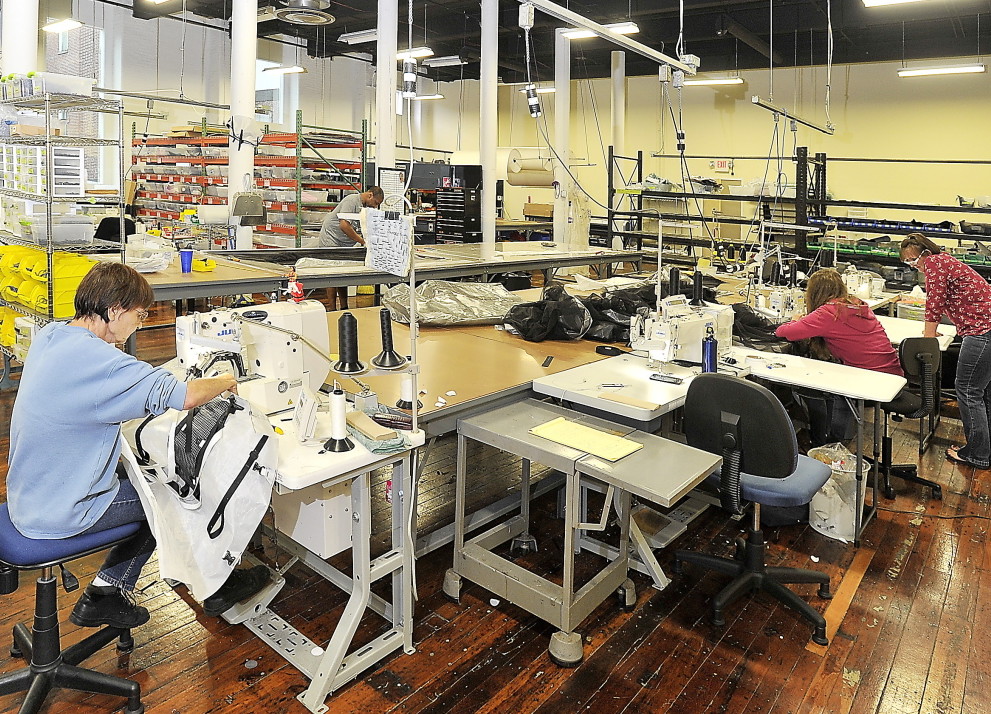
[807,443,869,543]
[503,283,592,342]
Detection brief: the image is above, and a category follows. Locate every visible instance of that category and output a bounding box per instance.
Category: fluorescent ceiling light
[423,55,467,68]
[338,28,377,44]
[862,0,925,6]
[518,86,556,94]
[397,47,434,60]
[150,0,176,4]
[42,18,82,32]
[897,64,986,77]
[561,21,639,40]
[263,65,308,75]
[412,94,445,100]
[684,77,745,86]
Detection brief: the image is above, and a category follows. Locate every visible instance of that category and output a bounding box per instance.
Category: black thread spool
[690,271,705,306]
[726,244,736,261]
[371,308,407,369]
[332,312,366,374]
[788,261,799,287]
[821,250,835,268]
[769,261,782,286]
[668,266,681,295]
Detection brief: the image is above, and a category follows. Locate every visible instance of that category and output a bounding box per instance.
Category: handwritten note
[360,207,413,278]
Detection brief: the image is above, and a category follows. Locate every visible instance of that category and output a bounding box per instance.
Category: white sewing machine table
[732,347,906,544]
[442,398,720,666]
[230,409,424,714]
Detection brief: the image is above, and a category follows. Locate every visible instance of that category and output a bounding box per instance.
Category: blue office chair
[674,374,834,646]
[0,504,145,714]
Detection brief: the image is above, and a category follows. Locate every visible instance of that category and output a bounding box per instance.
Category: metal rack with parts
[0,92,126,384]
[131,111,365,248]
[600,146,826,268]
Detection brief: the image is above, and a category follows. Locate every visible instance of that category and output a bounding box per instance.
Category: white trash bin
[808,444,870,543]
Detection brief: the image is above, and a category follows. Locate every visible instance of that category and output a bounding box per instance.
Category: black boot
[70,584,150,629]
[203,566,270,617]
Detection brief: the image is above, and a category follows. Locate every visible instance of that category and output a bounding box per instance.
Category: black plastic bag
[504,284,592,342]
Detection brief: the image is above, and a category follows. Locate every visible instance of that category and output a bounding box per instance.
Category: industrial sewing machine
[175,299,331,414]
[630,295,734,363]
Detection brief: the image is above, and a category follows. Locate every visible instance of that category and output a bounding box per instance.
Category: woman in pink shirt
[901,233,991,469]
[775,269,903,444]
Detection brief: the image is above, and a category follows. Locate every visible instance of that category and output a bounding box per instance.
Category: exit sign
[710,159,734,173]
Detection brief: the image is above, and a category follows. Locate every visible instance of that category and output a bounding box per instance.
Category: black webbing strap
[133,413,160,465]
[206,435,270,540]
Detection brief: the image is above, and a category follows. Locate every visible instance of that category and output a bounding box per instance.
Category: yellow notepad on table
[529,417,643,462]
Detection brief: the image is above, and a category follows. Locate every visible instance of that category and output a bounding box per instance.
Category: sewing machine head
[176,300,331,413]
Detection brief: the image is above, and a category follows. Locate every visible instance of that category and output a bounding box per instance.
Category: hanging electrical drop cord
[402,0,416,195]
[825,0,834,130]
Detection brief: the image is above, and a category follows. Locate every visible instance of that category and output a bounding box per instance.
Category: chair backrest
[898,336,941,419]
[899,336,941,378]
[684,373,799,481]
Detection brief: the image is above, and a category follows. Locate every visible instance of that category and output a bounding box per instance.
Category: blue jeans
[78,474,156,592]
[955,332,991,468]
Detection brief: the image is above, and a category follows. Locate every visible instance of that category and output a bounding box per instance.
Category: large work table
[145,243,642,302]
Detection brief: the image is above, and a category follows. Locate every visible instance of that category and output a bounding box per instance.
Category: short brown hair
[367,186,384,202]
[899,233,943,261]
[74,262,154,322]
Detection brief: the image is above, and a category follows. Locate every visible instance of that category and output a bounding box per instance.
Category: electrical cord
[876,506,991,521]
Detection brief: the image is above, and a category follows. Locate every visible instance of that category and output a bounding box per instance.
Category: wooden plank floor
[0,304,987,713]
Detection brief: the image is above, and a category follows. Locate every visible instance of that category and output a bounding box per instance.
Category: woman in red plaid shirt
[900,233,991,469]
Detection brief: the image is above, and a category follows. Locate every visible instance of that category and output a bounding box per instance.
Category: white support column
[610,51,626,251]
[479,0,498,249]
[553,29,570,252]
[375,0,399,171]
[610,51,626,159]
[228,0,257,250]
[0,0,40,76]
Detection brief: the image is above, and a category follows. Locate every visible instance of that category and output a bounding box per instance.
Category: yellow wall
[474,57,991,225]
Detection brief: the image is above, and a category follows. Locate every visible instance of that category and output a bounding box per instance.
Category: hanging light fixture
[561,21,639,39]
[42,19,83,32]
[897,64,986,77]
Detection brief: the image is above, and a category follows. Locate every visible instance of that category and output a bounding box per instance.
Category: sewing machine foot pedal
[220,569,286,625]
[616,578,636,612]
[442,569,462,603]
[548,631,583,667]
[510,533,538,555]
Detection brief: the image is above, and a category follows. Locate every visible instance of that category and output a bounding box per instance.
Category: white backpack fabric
[120,395,278,600]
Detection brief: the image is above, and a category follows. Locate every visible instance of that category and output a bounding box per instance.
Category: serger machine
[175,300,331,414]
[630,295,734,363]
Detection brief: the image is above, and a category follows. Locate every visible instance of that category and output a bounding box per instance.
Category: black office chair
[878,337,942,500]
[0,504,145,713]
[674,374,834,645]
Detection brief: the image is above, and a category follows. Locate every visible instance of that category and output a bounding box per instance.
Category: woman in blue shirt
[7,262,257,628]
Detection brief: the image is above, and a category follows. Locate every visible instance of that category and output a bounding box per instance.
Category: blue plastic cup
[179,248,193,273]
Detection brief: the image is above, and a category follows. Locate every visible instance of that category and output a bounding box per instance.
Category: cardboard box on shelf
[524,202,553,219]
[10,125,62,137]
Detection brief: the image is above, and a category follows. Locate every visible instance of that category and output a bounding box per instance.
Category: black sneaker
[69,584,150,629]
[202,566,270,617]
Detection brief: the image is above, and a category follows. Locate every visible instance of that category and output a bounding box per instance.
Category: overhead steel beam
[519,0,696,74]
[751,96,835,136]
[717,15,784,65]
